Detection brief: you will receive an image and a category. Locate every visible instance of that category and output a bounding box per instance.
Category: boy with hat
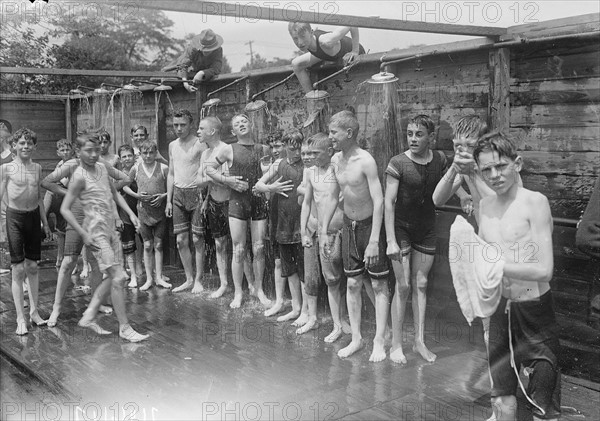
[162,29,224,93]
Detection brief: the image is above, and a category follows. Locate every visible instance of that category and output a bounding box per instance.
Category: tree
[240,54,291,72]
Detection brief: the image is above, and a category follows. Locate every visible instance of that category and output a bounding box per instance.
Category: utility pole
[245,41,254,67]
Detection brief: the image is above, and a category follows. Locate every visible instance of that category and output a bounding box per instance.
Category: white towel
[449,215,504,325]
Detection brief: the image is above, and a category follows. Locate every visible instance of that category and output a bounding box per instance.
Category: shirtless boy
[0,128,52,334]
[474,132,560,421]
[196,117,231,298]
[206,114,271,309]
[165,109,207,293]
[288,23,364,93]
[302,133,349,342]
[321,111,390,362]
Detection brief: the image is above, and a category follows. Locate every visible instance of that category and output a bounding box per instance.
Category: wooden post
[488,48,510,132]
[65,99,77,141]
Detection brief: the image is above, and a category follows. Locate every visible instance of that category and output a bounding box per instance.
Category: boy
[321,111,390,362]
[196,117,232,298]
[44,139,74,270]
[125,141,170,291]
[0,128,52,334]
[165,109,207,293]
[119,144,141,288]
[384,115,449,364]
[474,132,560,421]
[61,131,148,342]
[301,133,349,341]
[288,23,364,93]
[255,130,303,322]
[1,119,14,274]
[99,130,119,168]
[206,114,271,309]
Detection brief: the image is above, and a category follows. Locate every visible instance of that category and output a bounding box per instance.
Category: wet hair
[172,108,194,124]
[11,128,37,145]
[408,114,435,135]
[329,111,359,139]
[202,116,222,134]
[139,140,158,153]
[130,124,149,136]
[453,115,488,140]
[282,129,303,149]
[99,130,111,143]
[118,144,135,157]
[73,130,100,148]
[473,131,518,163]
[267,129,284,145]
[307,132,331,149]
[231,113,249,123]
[288,22,312,36]
[56,138,72,150]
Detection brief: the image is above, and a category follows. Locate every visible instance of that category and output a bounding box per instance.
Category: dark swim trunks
[6,207,41,263]
[341,215,389,279]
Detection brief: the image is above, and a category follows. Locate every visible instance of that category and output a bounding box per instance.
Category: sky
[162,0,600,72]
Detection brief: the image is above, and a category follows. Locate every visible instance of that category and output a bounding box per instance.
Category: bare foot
[16,319,27,335]
[29,312,47,326]
[338,339,364,358]
[277,310,300,322]
[119,324,149,343]
[172,280,193,293]
[413,341,437,362]
[47,310,60,328]
[139,282,153,291]
[78,316,111,335]
[229,294,243,309]
[127,279,138,288]
[254,290,272,307]
[210,285,228,299]
[156,279,172,289]
[264,301,284,317]
[98,305,113,315]
[341,320,352,335]
[390,346,407,364]
[191,282,204,294]
[369,337,386,363]
[292,313,308,327]
[296,318,319,335]
[324,325,344,343]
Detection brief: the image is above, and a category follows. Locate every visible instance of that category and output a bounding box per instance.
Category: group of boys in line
[1,104,561,419]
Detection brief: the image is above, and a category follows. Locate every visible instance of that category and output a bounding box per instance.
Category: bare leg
[154,238,170,288]
[291,283,309,326]
[172,232,195,292]
[229,217,247,308]
[291,53,323,93]
[48,255,79,327]
[411,251,436,362]
[11,262,28,335]
[55,232,65,269]
[296,294,318,334]
[127,252,139,288]
[368,277,389,363]
[264,258,285,316]
[277,273,302,322]
[250,219,270,306]
[140,240,154,291]
[324,283,344,343]
[80,246,90,279]
[490,396,517,421]
[390,257,410,364]
[338,275,365,358]
[210,236,229,298]
[191,234,205,294]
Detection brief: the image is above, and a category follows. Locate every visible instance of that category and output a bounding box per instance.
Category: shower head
[367,71,398,84]
[153,84,172,92]
[122,83,141,92]
[304,90,330,100]
[202,98,221,108]
[94,86,111,94]
[244,99,267,112]
[68,88,85,97]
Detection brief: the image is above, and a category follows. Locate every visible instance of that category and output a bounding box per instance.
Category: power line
[245,40,254,67]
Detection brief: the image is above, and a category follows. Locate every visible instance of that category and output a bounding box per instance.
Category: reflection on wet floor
[0,267,598,420]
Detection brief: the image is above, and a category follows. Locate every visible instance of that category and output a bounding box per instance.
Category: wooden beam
[504,13,600,40]
[0,67,174,78]
[93,0,506,37]
[488,48,510,132]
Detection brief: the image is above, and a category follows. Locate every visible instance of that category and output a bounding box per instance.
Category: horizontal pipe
[207,75,249,98]
[130,79,160,86]
[101,83,121,88]
[252,73,295,101]
[492,30,600,48]
[380,54,420,71]
[312,61,359,89]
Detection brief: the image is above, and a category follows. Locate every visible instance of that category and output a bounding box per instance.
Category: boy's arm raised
[501,193,554,283]
[205,145,247,192]
[433,166,463,207]
[363,156,384,266]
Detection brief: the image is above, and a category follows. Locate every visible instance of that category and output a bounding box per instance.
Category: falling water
[244,100,271,143]
[357,73,404,182]
[120,88,144,146]
[200,98,221,119]
[92,90,110,130]
[302,90,331,138]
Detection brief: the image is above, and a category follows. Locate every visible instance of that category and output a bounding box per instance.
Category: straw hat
[194,29,223,52]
